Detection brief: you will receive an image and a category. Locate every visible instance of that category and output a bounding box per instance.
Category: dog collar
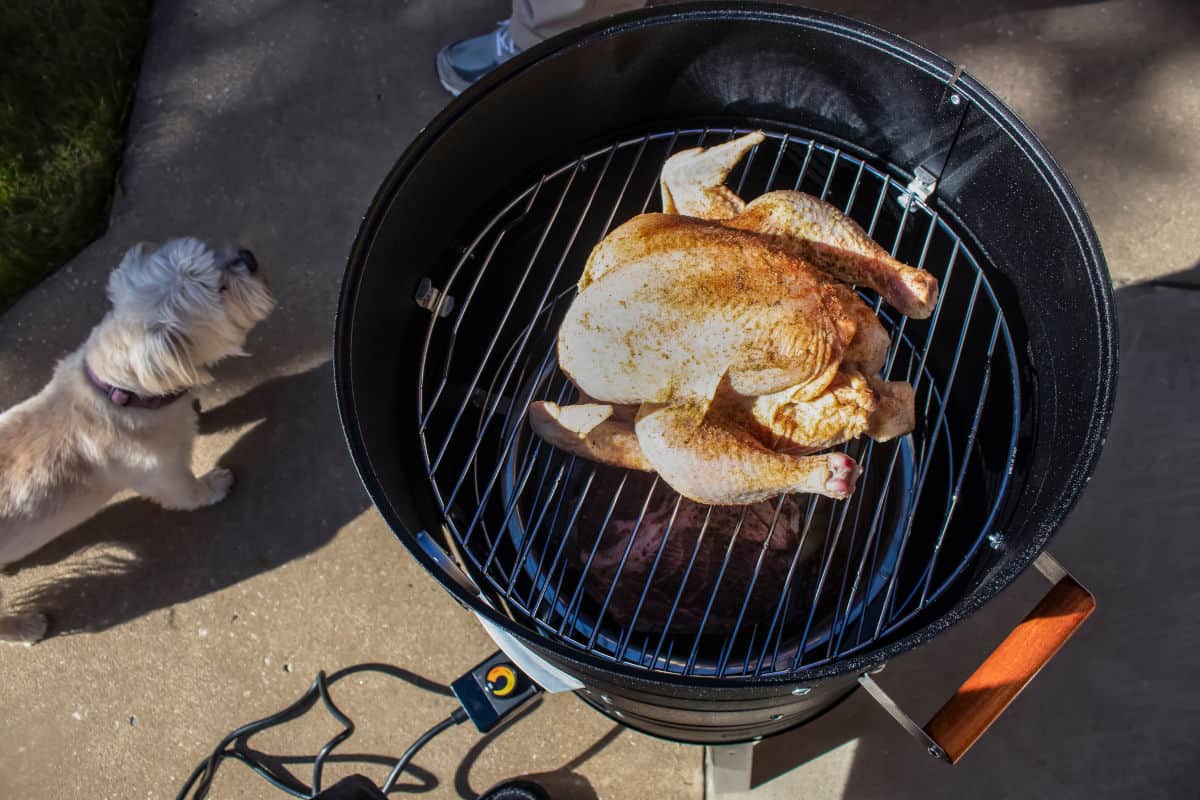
[84,362,186,410]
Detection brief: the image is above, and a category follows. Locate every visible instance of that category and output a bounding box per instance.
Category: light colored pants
[510,0,647,50]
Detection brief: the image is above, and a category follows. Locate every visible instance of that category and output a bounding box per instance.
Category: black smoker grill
[335,3,1116,765]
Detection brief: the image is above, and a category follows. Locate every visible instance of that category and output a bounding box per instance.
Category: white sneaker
[435,20,520,97]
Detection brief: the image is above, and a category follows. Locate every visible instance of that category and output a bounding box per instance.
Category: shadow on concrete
[1142,259,1200,290]
[8,362,370,635]
[713,262,1200,798]
[452,699,618,799]
[506,723,623,800]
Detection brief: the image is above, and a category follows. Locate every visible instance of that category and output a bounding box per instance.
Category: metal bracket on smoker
[414,277,456,318]
[475,614,585,693]
[897,67,970,210]
[415,529,482,596]
[858,669,949,761]
[858,550,1077,763]
[706,743,757,796]
[898,166,938,210]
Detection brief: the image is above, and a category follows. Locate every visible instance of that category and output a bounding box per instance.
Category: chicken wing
[527,400,653,472]
[726,190,939,318]
[659,130,765,220]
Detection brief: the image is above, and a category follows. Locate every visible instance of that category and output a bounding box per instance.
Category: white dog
[0,239,274,644]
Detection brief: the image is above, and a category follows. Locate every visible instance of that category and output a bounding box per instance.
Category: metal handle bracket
[860,551,1095,763]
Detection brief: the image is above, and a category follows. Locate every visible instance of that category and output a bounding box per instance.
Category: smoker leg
[705,743,755,796]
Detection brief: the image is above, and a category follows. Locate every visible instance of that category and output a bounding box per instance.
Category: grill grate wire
[415,128,1020,679]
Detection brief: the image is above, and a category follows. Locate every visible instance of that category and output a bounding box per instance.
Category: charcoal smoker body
[335,3,1115,759]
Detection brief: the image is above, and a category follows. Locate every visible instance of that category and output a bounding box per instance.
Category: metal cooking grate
[415,128,1020,679]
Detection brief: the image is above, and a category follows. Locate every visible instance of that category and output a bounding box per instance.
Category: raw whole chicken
[529,131,937,505]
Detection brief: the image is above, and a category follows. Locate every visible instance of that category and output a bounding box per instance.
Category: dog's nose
[234,249,259,274]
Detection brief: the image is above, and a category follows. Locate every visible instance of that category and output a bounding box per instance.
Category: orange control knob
[485,664,518,697]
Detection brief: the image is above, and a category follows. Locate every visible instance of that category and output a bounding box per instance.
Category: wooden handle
[923,576,1095,763]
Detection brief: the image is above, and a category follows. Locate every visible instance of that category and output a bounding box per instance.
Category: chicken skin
[530,132,936,505]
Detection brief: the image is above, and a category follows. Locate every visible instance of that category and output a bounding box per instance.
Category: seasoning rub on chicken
[529,131,937,505]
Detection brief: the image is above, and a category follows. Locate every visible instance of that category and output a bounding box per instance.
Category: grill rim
[334,2,1117,689]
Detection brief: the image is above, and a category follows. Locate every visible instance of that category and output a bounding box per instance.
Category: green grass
[0,0,152,311]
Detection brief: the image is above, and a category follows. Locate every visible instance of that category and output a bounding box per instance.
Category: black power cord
[177,668,467,799]
[380,708,468,794]
[176,654,540,799]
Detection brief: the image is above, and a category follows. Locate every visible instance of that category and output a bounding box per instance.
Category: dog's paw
[201,468,235,505]
[0,612,49,646]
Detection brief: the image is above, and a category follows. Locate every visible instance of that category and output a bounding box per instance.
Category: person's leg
[509,0,646,50]
[436,0,646,96]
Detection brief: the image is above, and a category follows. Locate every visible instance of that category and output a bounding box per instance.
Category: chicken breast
[561,214,852,405]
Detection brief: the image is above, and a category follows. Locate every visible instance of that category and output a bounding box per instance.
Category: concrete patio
[0,1,1196,798]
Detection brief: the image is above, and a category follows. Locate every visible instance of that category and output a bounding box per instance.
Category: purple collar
[84,362,186,410]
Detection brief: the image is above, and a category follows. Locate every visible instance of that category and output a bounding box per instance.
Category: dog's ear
[107,243,148,305]
[127,322,212,395]
[114,242,147,275]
